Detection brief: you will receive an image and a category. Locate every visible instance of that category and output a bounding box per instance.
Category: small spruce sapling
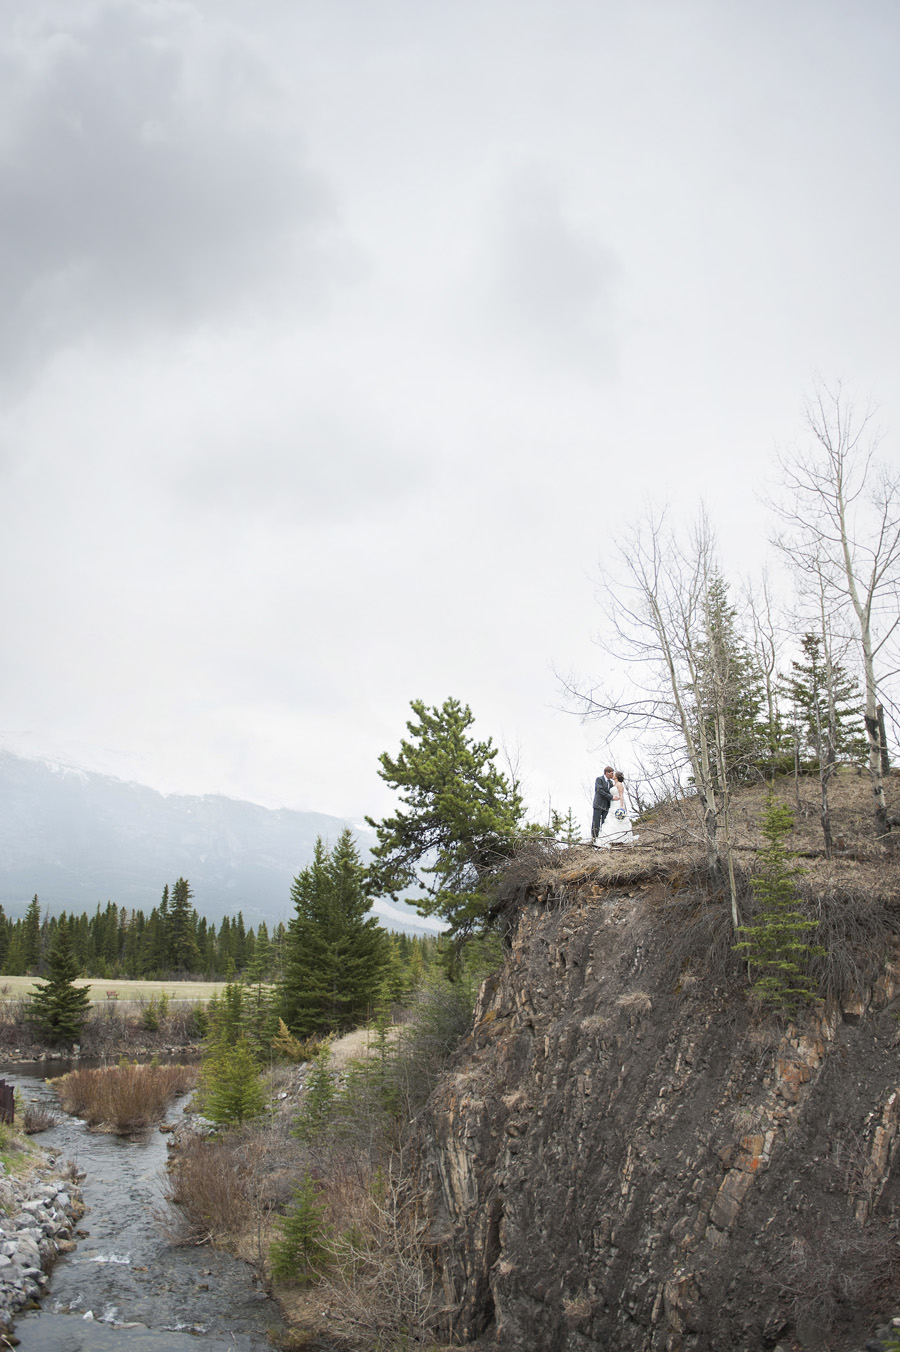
[269,1171,332,1283]
[200,1036,266,1126]
[734,796,824,1011]
[293,1048,337,1143]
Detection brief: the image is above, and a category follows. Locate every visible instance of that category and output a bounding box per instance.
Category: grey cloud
[0,2,355,385]
[484,171,618,367]
[176,408,428,524]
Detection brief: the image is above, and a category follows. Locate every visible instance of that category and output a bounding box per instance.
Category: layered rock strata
[416,884,900,1351]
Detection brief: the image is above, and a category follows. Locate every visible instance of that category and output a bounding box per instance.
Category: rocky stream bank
[0,1154,83,1339]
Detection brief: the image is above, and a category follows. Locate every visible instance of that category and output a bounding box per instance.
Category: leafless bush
[164,1132,260,1245]
[658,888,746,985]
[22,1100,59,1133]
[801,884,900,1006]
[163,1002,207,1043]
[165,1116,307,1255]
[0,998,35,1049]
[764,1216,900,1338]
[77,1001,129,1057]
[319,1174,445,1347]
[51,1062,198,1133]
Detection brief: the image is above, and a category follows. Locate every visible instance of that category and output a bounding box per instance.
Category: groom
[591,766,616,844]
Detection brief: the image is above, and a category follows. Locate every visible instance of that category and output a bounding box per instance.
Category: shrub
[318,1175,442,1345]
[271,1018,322,1064]
[23,1100,59,1134]
[162,1115,305,1253]
[51,1062,198,1133]
[164,1132,257,1244]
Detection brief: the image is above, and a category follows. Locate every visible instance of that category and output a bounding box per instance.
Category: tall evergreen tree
[695,572,766,785]
[782,633,865,766]
[22,894,42,973]
[782,630,866,854]
[168,877,200,974]
[26,917,92,1045]
[279,831,391,1038]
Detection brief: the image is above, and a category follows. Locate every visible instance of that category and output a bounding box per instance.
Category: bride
[597,773,635,847]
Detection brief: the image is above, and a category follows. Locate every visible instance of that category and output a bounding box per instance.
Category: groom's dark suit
[591,775,614,841]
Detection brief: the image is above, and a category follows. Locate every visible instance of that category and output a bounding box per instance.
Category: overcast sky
[0,0,898,825]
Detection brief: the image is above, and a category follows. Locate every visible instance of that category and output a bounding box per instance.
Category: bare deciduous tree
[746,571,782,779]
[567,508,751,930]
[771,384,900,837]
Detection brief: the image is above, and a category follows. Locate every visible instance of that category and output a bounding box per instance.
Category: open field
[0,977,226,1005]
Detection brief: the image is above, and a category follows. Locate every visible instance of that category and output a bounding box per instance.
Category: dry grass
[0,977,227,1004]
[51,1061,199,1134]
[538,769,900,896]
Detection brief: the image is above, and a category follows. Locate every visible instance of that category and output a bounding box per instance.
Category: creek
[0,1063,286,1352]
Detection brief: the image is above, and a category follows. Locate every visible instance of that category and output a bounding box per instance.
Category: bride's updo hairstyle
[616,773,625,783]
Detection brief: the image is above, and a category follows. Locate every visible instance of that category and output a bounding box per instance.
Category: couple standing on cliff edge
[591,767,633,847]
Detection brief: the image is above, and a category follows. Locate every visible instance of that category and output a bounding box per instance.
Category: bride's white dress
[598,787,635,846]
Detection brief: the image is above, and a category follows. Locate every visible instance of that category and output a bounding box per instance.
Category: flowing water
[1,1064,286,1352]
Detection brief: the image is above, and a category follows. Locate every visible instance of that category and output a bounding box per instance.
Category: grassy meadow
[0,976,225,1005]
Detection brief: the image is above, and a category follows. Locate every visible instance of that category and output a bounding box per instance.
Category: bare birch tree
[771,384,900,837]
[568,509,753,931]
[746,572,783,780]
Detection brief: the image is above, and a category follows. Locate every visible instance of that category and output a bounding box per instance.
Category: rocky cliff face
[415,873,900,1351]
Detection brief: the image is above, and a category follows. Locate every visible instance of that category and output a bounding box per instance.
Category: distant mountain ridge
[0,751,436,935]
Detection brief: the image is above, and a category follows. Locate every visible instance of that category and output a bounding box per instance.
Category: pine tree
[548,807,583,844]
[168,878,200,974]
[734,797,823,1011]
[200,1035,266,1126]
[246,922,271,982]
[269,1172,332,1283]
[233,912,248,973]
[279,831,391,1039]
[22,895,42,973]
[782,633,865,766]
[293,1048,337,1142]
[367,697,526,937]
[695,572,766,785]
[782,630,866,855]
[26,917,92,1045]
[3,929,24,976]
[242,979,278,1060]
